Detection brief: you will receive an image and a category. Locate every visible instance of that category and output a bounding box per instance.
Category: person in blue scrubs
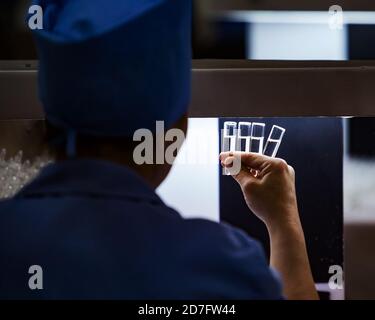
[0,0,318,299]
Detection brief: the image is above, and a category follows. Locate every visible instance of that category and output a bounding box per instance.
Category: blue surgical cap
[32,0,192,137]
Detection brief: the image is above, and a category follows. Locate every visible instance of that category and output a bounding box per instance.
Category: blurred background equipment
[3,0,375,60]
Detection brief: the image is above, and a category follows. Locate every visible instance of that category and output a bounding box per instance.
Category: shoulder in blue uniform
[0,160,282,299]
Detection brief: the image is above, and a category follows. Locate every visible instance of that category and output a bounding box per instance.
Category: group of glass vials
[222,122,286,158]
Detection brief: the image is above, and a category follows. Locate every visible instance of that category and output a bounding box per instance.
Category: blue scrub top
[0,159,283,299]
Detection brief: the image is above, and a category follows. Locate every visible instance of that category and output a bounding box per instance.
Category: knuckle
[273,158,289,171]
[288,165,295,175]
[242,180,254,192]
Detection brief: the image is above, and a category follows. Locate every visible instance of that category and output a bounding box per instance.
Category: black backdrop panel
[219,118,343,284]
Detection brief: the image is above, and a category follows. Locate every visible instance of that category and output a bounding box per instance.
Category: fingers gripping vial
[221,122,286,175]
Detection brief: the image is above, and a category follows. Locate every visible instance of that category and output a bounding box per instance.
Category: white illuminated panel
[157,118,220,222]
[218,11,375,25]
[216,10,358,60]
[248,23,347,61]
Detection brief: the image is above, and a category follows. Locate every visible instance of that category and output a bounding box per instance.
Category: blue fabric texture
[0,160,283,299]
[32,0,192,136]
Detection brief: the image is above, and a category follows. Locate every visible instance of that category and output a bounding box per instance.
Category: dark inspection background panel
[219,117,343,284]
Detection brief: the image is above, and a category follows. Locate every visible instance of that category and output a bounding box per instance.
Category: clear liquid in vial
[250,139,264,154]
[263,125,286,158]
[221,123,237,175]
[263,140,279,157]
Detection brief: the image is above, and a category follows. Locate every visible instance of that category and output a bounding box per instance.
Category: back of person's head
[32,0,192,142]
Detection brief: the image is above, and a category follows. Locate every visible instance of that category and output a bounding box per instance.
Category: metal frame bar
[2,60,375,119]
